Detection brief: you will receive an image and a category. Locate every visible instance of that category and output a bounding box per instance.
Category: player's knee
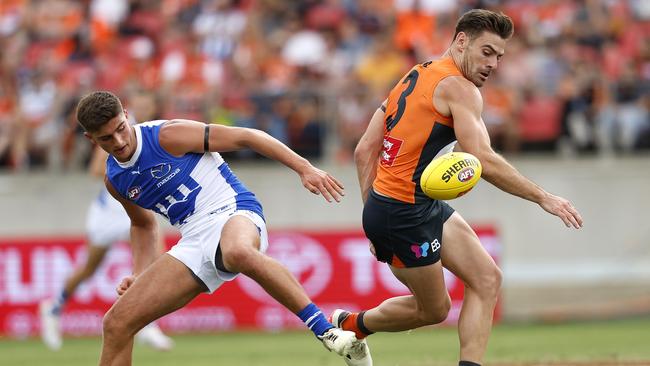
[221,244,258,273]
[102,307,137,339]
[476,266,502,300]
[487,266,503,294]
[418,295,451,326]
[102,309,126,338]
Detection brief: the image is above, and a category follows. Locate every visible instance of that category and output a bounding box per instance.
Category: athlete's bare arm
[157,119,344,203]
[105,177,160,280]
[436,76,583,228]
[354,105,386,203]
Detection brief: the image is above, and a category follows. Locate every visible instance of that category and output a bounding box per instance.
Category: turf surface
[1,317,649,366]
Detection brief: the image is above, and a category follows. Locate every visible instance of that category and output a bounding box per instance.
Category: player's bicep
[159,119,250,155]
[158,119,205,156]
[445,82,492,159]
[104,177,156,228]
[451,102,490,156]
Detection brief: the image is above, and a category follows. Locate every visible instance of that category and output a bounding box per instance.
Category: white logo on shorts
[431,239,441,253]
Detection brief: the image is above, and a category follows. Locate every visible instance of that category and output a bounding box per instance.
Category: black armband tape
[204,124,210,152]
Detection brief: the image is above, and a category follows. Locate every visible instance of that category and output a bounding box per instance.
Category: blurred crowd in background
[0,0,648,171]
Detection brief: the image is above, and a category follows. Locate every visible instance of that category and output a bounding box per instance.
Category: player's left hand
[539,193,583,229]
[116,275,135,296]
[300,166,345,203]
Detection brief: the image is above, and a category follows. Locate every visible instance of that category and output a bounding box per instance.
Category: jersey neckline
[113,125,143,168]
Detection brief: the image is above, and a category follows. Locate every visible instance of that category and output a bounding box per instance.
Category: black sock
[459,361,481,366]
[357,311,374,335]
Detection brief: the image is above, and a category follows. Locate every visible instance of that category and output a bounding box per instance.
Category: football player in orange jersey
[330,9,583,366]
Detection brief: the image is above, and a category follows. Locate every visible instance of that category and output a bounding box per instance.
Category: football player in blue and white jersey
[76,91,371,366]
[39,146,173,352]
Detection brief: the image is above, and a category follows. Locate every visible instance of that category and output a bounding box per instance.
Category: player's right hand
[117,275,136,296]
[539,192,583,229]
[300,165,345,203]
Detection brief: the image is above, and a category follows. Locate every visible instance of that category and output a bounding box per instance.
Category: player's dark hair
[454,9,514,41]
[76,91,124,132]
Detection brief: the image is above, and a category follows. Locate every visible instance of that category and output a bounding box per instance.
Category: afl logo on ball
[127,186,142,201]
[457,167,475,182]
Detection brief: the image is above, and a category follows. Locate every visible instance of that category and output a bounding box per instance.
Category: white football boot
[318,327,356,355]
[135,323,174,351]
[330,309,373,366]
[39,299,62,351]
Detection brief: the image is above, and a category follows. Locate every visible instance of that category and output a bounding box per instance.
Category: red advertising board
[0,228,499,338]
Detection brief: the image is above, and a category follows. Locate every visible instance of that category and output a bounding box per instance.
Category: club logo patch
[127,186,142,201]
[380,136,403,167]
[150,163,172,179]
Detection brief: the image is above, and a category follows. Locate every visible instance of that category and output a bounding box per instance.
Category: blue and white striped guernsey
[105,120,264,227]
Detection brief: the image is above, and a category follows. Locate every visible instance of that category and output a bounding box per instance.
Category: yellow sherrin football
[420,151,482,200]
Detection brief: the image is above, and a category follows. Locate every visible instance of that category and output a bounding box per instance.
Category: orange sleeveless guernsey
[373,57,463,204]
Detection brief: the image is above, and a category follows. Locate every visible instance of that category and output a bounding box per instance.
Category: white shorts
[167,205,268,293]
[85,193,130,247]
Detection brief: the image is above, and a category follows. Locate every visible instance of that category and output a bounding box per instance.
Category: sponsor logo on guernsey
[127,186,142,201]
[441,159,479,183]
[150,163,172,179]
[380,136,403,167]
[156,168,181,188]
[209,203,235,216]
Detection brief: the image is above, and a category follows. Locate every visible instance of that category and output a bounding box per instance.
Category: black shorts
[362,189,455,268]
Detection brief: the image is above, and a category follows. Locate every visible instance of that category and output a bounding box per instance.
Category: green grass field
[2,317,649,366]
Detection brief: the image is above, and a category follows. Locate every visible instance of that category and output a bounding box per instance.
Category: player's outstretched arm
[158,119,344,203]
[354,105,386,203]
[440,77,583,228]
[105,177,160,281]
